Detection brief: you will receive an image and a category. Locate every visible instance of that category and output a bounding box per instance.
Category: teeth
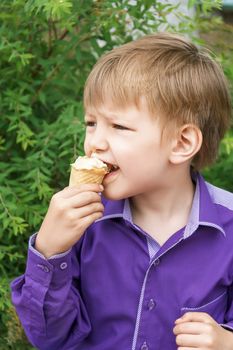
[107,164,119,172]
[105,162,119,173]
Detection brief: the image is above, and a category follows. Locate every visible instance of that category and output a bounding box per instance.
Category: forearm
[11,247,91,350]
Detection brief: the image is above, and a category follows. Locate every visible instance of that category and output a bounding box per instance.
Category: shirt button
[37,264,50,273]
[141,342,149,350]
[60,262,68,270]
[153,258,160,266]
[148,298,156,310]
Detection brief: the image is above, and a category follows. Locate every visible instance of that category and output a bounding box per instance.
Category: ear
[169,124,203,165]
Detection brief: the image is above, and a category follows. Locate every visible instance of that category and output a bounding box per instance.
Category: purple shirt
[11,173,233,350]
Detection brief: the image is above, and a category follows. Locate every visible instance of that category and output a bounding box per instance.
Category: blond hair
[84,32,232,169]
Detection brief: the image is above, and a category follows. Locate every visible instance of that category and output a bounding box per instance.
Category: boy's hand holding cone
[35,154,107,259]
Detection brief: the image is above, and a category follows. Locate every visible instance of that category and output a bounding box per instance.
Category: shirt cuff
[26,233,73,288]
[29,232,71,260]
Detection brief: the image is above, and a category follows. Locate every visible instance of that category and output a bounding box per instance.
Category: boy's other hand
[173,312,233,350]
[35,184,104,258]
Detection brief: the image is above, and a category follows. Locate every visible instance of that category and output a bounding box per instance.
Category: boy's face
[84,98,174,200]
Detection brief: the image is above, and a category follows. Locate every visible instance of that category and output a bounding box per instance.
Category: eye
[113,124,129,130]
[85,121,96,127]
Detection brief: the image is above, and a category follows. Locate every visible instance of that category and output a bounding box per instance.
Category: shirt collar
[98,172,226,237]
[184,172,225,238]
[97,196,132,223]
[97,196,125,221]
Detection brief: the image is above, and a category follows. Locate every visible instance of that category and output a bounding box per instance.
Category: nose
[85,124,108,154]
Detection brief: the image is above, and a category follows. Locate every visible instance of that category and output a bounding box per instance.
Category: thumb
[176,311,213,324]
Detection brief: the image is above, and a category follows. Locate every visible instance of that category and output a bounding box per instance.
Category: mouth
[102,162,120,185]
[106,163,119,173]
[90,153,119,174]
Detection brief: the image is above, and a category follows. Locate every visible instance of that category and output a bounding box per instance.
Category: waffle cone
[69,165,107,187]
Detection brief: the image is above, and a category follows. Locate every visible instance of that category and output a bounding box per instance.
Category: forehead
[84,97,153,121]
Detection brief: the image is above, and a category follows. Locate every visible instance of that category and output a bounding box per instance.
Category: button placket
[147,298,156,311]
[141,341,149,350]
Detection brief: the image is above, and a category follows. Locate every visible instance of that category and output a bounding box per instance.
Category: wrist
[35,234,64,259]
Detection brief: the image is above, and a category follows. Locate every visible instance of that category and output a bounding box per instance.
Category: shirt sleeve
[10,234,91,350]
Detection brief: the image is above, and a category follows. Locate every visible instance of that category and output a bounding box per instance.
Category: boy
[11,32,233,350]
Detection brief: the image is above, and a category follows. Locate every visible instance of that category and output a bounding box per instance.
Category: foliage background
[0,0,232,348]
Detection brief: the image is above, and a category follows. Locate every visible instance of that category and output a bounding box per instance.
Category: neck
[130,168,195,243]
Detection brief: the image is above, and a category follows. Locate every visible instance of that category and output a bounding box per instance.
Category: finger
[176,312,213,324]
[173,321,210,335]
[177,347,197,350]
[176,333,203,347]
[78,211,104,230]
[68,183,103,192]
[69,191,103,208]
[62,184,104,198]
[73,202,104,219]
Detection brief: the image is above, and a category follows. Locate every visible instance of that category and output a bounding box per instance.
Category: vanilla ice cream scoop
[72,155,108,170]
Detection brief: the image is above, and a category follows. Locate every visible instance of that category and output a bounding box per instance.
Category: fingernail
[99,185,104,191]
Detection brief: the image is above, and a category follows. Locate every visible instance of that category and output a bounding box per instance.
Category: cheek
[121,146,162,176]
[117,141,148,162]
[83,135,89,154]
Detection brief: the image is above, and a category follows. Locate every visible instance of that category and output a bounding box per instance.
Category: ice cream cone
[69,155,108,188]
[69,165,107,187]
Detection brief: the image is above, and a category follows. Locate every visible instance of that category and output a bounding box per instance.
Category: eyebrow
[85,111,120,121]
